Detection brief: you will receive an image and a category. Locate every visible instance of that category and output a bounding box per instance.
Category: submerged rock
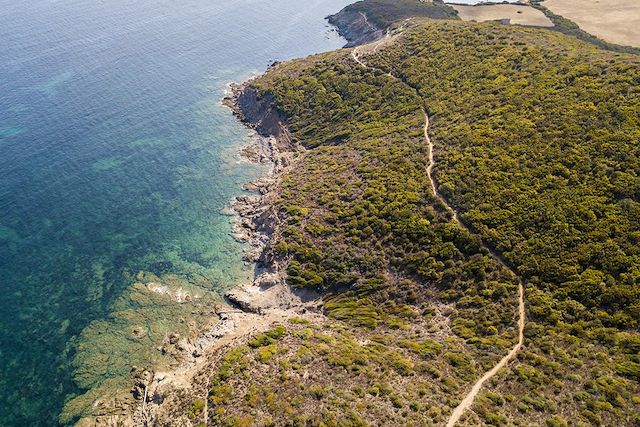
[131,326,146,340]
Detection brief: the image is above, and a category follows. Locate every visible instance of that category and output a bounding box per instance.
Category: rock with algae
[59,271,222,425]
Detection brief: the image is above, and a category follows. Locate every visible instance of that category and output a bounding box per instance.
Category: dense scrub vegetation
[255,49,524,349]
[368,21,640,329]
[169,15,638,427]
[364,20,639,425]
[251,47,523,404]
[257,52,518,321]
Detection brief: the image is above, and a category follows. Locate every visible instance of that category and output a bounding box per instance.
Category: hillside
[131,7,638,427]
[327,0,458,46]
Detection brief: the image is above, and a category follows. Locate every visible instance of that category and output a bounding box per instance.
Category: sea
[0,0,351,425]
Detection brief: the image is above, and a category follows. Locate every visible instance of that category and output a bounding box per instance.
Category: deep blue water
[0,1,349,424]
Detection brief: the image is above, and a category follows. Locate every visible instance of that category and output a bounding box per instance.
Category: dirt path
[359,12,378,34]
[447,283,525,426]
[352,36,526,427]
[351,30,391,67]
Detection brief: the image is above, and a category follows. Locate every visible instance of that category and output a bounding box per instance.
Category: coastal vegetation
[367,21,640,330]
[365,21,640,425]
[148,3,639,426]
[329,0,457,30]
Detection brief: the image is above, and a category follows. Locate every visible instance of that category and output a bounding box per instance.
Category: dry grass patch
[452,4,553,27]
[542,0,640,47]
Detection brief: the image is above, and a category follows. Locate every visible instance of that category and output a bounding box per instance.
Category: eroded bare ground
[542,0,640,47]
[145,304,327,425]
[76,282,326,427]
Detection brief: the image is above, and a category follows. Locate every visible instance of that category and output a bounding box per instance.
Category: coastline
[222,80,315,314]
[139,80,328,423]
[124,17,388,422]
[71,4,640,426]
[75,15,377,426]
[79,79,325,426]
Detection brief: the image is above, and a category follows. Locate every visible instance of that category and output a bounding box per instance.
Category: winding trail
[352,36,526,427]
[358,12,379,34]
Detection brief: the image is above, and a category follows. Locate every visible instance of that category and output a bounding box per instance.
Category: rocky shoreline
[222,80,308,312]
[104,79,322,426]
[75,13,382,426]
[73,77,318,426]
[327,8,384,47]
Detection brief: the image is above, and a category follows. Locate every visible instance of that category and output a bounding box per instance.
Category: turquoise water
[0,0,349,424]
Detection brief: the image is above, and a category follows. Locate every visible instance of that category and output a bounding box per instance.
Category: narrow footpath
[352,35,526,427]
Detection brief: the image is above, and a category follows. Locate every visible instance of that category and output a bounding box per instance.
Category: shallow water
[0,0,350,424]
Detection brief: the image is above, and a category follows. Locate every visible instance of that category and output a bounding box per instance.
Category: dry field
[452,4,554,27]
[542,0,640,47]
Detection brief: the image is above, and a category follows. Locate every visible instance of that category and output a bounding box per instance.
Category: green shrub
[248,326,287,348]
[188,399,205,419]
[546,415,568,427]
